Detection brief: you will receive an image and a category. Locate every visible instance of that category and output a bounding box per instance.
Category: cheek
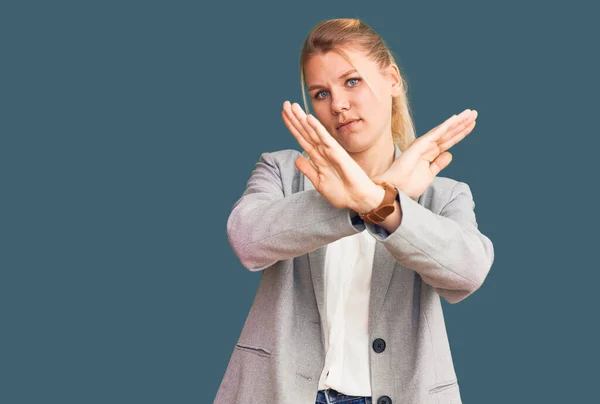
[359,96,391,134]
[366,88,391,117]
[358,97,382,123]
[356,87,382,114]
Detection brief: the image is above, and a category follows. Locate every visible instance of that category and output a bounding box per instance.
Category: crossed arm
[227,101,493,302]
[227,151,494,303]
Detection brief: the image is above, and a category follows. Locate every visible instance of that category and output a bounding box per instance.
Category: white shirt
[317,229,376,396]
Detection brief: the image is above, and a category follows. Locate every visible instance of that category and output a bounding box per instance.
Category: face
[303,47,401,153]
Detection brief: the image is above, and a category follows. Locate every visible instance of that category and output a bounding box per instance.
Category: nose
[331,93,350,115]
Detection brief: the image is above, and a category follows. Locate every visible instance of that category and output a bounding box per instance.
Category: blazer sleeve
[364,182,495,304]
[226,151,365,271]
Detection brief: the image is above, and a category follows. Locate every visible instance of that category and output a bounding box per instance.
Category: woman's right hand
[281,101,385,214]
[374,109,478,200]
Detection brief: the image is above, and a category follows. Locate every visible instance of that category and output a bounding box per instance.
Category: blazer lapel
[367,143,403,337]
[302,143,402,340]
[367,243,397,337]
[300,158,328,342]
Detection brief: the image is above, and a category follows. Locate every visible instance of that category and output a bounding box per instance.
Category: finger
[306,114,341,151]
[306,114,365,184]
[289,104,333,169]
[291,103,322,146]
[408,129,444,158]
[427,109,475,141]
[440,119,476,150]
[412,111,470,158]
[295,155,320,186]
[282,109,315,154]
[440,110,473,136]
[423,114,461,142]
[429,151,453,177]
[433,117,453,131]
[436,110,477,148]
[446,109,477,134]
[438,120,476,151]
[283,101,316,149]
[283,104,330,169]
[283,103,330,168]
[296,110,325,148]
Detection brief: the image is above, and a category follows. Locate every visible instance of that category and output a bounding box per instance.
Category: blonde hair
[300,18,416,151]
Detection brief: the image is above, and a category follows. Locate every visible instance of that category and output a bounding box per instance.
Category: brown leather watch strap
[359,180,399,225]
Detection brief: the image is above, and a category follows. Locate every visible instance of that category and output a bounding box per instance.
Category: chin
[341,137,372,153]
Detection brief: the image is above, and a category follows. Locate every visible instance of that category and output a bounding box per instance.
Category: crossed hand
[281,101,477,211]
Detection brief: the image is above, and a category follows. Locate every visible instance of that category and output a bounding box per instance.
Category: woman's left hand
[373,109,478,200]
[281,101,383,214]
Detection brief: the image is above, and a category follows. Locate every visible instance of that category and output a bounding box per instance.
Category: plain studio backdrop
[1,1,598,403]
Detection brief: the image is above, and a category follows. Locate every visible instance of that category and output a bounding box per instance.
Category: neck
[348,134,396,179]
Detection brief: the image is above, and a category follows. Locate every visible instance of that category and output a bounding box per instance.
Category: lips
[337,119,360,129]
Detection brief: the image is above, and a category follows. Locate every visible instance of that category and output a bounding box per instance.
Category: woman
[215,18,494,404]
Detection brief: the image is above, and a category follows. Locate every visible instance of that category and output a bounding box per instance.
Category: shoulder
[260,148,302,162]
[253,149,305,193]
[256,148,302,174]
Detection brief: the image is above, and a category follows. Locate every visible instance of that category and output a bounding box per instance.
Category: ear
[388,64,402,97]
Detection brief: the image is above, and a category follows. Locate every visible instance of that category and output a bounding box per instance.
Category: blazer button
[377,395,392,404]
[372,338,386,353]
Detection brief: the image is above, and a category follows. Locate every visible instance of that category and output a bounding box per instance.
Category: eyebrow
[307,69,358,92]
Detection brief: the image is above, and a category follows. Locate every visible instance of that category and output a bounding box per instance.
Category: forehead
[304,48,377,83]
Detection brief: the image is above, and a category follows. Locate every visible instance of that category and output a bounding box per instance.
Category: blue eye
[315,90,329,100]
[347,78,360,87]
[314,78,361,100]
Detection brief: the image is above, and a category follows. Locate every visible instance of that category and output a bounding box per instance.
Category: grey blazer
[214,143,494,404]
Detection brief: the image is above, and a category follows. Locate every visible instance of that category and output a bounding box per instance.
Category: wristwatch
[359,180,399,225]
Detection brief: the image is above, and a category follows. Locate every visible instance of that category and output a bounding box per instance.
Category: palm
[378,110,478,200]
[281,101,374,210]
[303,146,368,208]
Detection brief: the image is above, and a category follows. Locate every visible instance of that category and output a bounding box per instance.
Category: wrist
[355,184,386,215]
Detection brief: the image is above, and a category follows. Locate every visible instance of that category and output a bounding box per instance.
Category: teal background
[1,1,598,403]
